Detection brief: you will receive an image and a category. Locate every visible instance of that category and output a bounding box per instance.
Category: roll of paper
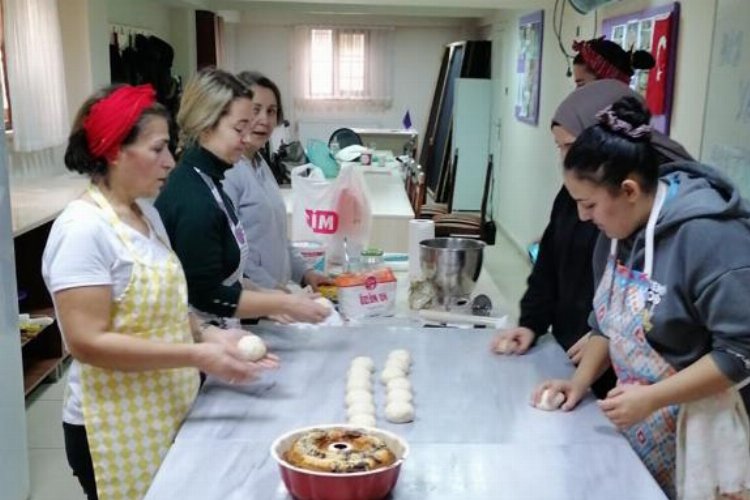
[408,219,435,280]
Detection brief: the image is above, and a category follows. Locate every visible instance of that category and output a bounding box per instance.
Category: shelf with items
[14,220,69,397]
[21,320,67,396]
[19,307,55,347]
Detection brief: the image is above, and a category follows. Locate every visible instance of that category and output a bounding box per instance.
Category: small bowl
[270,424,409,500]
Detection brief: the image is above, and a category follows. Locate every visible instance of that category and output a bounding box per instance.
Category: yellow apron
[81,186,200,499]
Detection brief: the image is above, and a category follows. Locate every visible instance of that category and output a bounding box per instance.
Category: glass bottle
[360,247,384,270]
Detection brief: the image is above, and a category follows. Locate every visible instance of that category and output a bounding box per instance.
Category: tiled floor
[25,364,87,500]
[23,231,532,499]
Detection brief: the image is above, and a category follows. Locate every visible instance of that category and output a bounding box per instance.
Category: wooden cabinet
[15,221,68,396]
[10,174,86,397]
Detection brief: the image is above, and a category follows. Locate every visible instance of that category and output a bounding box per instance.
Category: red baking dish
[270,424,409,500]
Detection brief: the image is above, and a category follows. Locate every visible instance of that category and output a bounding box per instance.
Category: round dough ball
[386,388,413,404]
[236,335,267,361]
[386,377,412,392]
[346,377,372,392]
[494,337,519,355]
[383,361,409,375]
[348,414,376,428]
[346,401,376,418]
[380,366,407,384]
[345,389,373,407]
[388,349,411,361]
[536,389,566,411]
[384,401,415,423]
[315,297,333,309]
[350,356,375,372]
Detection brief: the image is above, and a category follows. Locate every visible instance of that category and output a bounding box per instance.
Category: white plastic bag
[290,164,372,265]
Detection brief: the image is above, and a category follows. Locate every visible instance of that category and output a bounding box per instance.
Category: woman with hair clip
[155,68,330,328]
[223,71,330,292]
[43,84,278,500]
[533,96,750,499]
[571,36,655,88]
[491,80,692,399]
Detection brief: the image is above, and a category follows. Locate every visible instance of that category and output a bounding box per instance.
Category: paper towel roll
[408,219,435,280]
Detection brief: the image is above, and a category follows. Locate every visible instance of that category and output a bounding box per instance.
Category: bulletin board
[700,0,750,196]
[515,11,544,125]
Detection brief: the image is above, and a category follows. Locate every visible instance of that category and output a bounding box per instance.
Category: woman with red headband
[572,36,655,88]
[42,84,278,500]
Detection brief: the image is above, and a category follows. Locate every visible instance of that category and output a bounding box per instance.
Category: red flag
[646,15,672,115]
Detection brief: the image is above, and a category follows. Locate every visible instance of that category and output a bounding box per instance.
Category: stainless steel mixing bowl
[419,237,485,308]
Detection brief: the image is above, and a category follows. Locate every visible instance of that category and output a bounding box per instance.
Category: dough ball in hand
[348,414,376,428]
[536,389,565,411]
[494,337,519,354]
[237,335,267,362]
[385,401,415,423]
[315,297,333,309]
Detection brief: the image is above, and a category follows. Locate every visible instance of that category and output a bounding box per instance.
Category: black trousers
[63,422,98,500]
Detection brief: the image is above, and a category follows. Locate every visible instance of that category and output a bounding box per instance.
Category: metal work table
[146,326,665,500]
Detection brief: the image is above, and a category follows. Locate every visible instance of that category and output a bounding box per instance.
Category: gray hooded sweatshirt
[591,162,750,388]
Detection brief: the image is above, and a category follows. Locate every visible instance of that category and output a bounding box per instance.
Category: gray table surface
[145,326,667,500]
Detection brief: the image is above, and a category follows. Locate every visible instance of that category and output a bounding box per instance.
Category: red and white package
[335,268,397,318]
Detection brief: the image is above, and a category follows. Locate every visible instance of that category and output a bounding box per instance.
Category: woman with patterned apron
[155,68,330,327]
[43,85,277,500]
[534,97,750,499]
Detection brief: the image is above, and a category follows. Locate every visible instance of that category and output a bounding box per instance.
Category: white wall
[58,0,95,120]
[231,15,475,145]
[170,7,198,83]
[107,0,173,41]
[481,3,588,251]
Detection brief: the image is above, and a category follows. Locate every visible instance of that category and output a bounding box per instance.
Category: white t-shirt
[42,199,173,425]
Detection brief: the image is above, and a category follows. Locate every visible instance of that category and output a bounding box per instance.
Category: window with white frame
[310,28,367,99]
[294,26,393,111]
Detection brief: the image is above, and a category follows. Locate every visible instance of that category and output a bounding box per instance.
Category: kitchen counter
[145,327,665,500]
[10,173,88,237]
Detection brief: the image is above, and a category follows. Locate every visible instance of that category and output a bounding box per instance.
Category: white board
[700,0,750,195]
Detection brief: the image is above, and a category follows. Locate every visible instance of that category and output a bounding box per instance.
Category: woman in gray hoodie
[534,96,750,499]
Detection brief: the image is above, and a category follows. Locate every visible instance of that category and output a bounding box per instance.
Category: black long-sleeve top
[519,186,599,351]
[519,187,617,398]
[155,146,242,318]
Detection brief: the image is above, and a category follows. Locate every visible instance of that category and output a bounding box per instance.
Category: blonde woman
[155,68,329,327]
